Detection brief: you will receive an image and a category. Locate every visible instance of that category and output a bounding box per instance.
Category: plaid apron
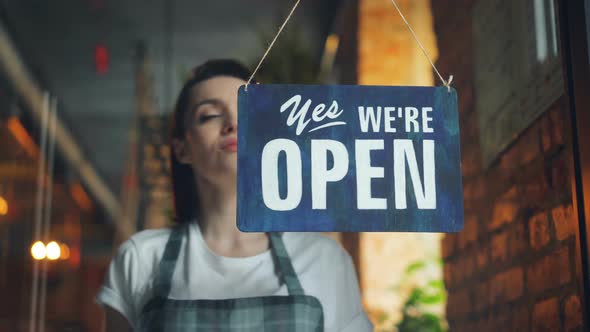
[137,225,325,331]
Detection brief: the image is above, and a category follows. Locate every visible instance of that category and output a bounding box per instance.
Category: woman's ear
[172,138,192,165]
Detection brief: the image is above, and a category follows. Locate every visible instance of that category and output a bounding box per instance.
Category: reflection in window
[534,0,559,62]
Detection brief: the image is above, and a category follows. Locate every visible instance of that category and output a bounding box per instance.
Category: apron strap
[269,233,305,296]
[154,224,185,298]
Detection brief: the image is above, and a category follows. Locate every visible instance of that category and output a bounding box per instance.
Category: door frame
[558,0,590,325]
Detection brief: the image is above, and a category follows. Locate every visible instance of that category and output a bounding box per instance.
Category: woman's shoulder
[128,226,175,247]
[115,226,178,262]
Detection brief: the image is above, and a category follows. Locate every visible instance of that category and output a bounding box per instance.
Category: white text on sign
[260,94,438,212]
[261,139,436,211]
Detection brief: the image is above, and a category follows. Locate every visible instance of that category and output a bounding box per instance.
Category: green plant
[250,24,318,84]
[395,278,447,332]
[395,259,447,332]
[377,258,448,332]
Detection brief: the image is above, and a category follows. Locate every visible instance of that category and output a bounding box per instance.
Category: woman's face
[175,76,244,185]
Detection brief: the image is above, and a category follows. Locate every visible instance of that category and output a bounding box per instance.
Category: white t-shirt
[96,222,373,331]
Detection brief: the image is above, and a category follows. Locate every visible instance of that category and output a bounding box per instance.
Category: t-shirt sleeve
[337,251,374,332]
[95,238,146,327]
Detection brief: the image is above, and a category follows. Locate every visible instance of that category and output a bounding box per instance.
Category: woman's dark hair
[170,59,254,223]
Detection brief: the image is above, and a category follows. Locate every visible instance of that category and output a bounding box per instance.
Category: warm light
[7,117,39,159]
[46,241,61,260]
[31,241,46,260]
[70,183,93,211]
[59,243,70,260]
[319,34,341,81]
[0,196,7,215]
[325,34,340,54]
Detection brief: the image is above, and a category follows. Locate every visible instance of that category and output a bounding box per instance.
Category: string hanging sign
[237,0,462,232]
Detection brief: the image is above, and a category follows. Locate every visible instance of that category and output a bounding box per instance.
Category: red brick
[564,295,582,331]
[461,145,482,178]
[488,309,510,331]
[485,168,511,196]
[532,298,560,332]
[489,187,519,230]
[549,105,565,148]
[529,212,551,250]
[541,113,554,153]
[521,176,551,209]
[442,234,457,259]
[474,280,489,311]
[462,176,486,200]
[509,222,528,258]
[501,185,520,199]
[453,319,480,332]
[551,152,570,193]
[475,318,491,332]
[476,244,488,269]
[446,320,463,332]
[499,124,540,171]
[458,215,478,249]
[511,305,530,332]
[463,253,476,279]
[454,254,475,283]
[527,247,571,293]
[491,231,508,262]
[519,155,547,184]
[464,320,479,332]
[552,205,576,240]
[489,267,523,304]
[473,311,499,332]
[444,260,454,288]
[447,287,471,317]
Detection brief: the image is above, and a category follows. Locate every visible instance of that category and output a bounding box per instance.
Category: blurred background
[0,0,589,331]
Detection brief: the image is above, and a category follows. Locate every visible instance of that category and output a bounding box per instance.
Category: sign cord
[247,0,453,92]
[388,0,453,91]
[246,0,301,91]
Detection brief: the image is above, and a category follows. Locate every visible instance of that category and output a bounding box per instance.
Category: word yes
[280,95,346,135]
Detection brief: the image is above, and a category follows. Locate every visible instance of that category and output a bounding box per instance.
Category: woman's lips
[221,138,238,152]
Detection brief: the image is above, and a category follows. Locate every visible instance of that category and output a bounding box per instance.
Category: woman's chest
[166,254,287,300]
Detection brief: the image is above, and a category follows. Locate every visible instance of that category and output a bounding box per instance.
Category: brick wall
[431,1,584,331]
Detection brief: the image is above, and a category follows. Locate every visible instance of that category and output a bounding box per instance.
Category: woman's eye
[198,114,220,123]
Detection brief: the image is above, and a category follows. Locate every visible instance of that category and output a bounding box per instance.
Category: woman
[97,59,373,331]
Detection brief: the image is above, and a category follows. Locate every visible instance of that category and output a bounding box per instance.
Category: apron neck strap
[155,225,305,297]
[155,224,184,298]
[268,233,305,296]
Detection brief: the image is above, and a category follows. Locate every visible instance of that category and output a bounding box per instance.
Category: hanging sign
[237,84,463,232]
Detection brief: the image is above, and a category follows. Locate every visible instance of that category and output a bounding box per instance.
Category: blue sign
[237,84,463,232]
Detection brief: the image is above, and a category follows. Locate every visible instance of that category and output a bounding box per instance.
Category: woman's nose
[222,115,237,135]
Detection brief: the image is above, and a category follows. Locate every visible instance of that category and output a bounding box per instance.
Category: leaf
[419,293,445,305]
[396,312,445,332]
[405,261,426,274]
[427,280,445,290]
